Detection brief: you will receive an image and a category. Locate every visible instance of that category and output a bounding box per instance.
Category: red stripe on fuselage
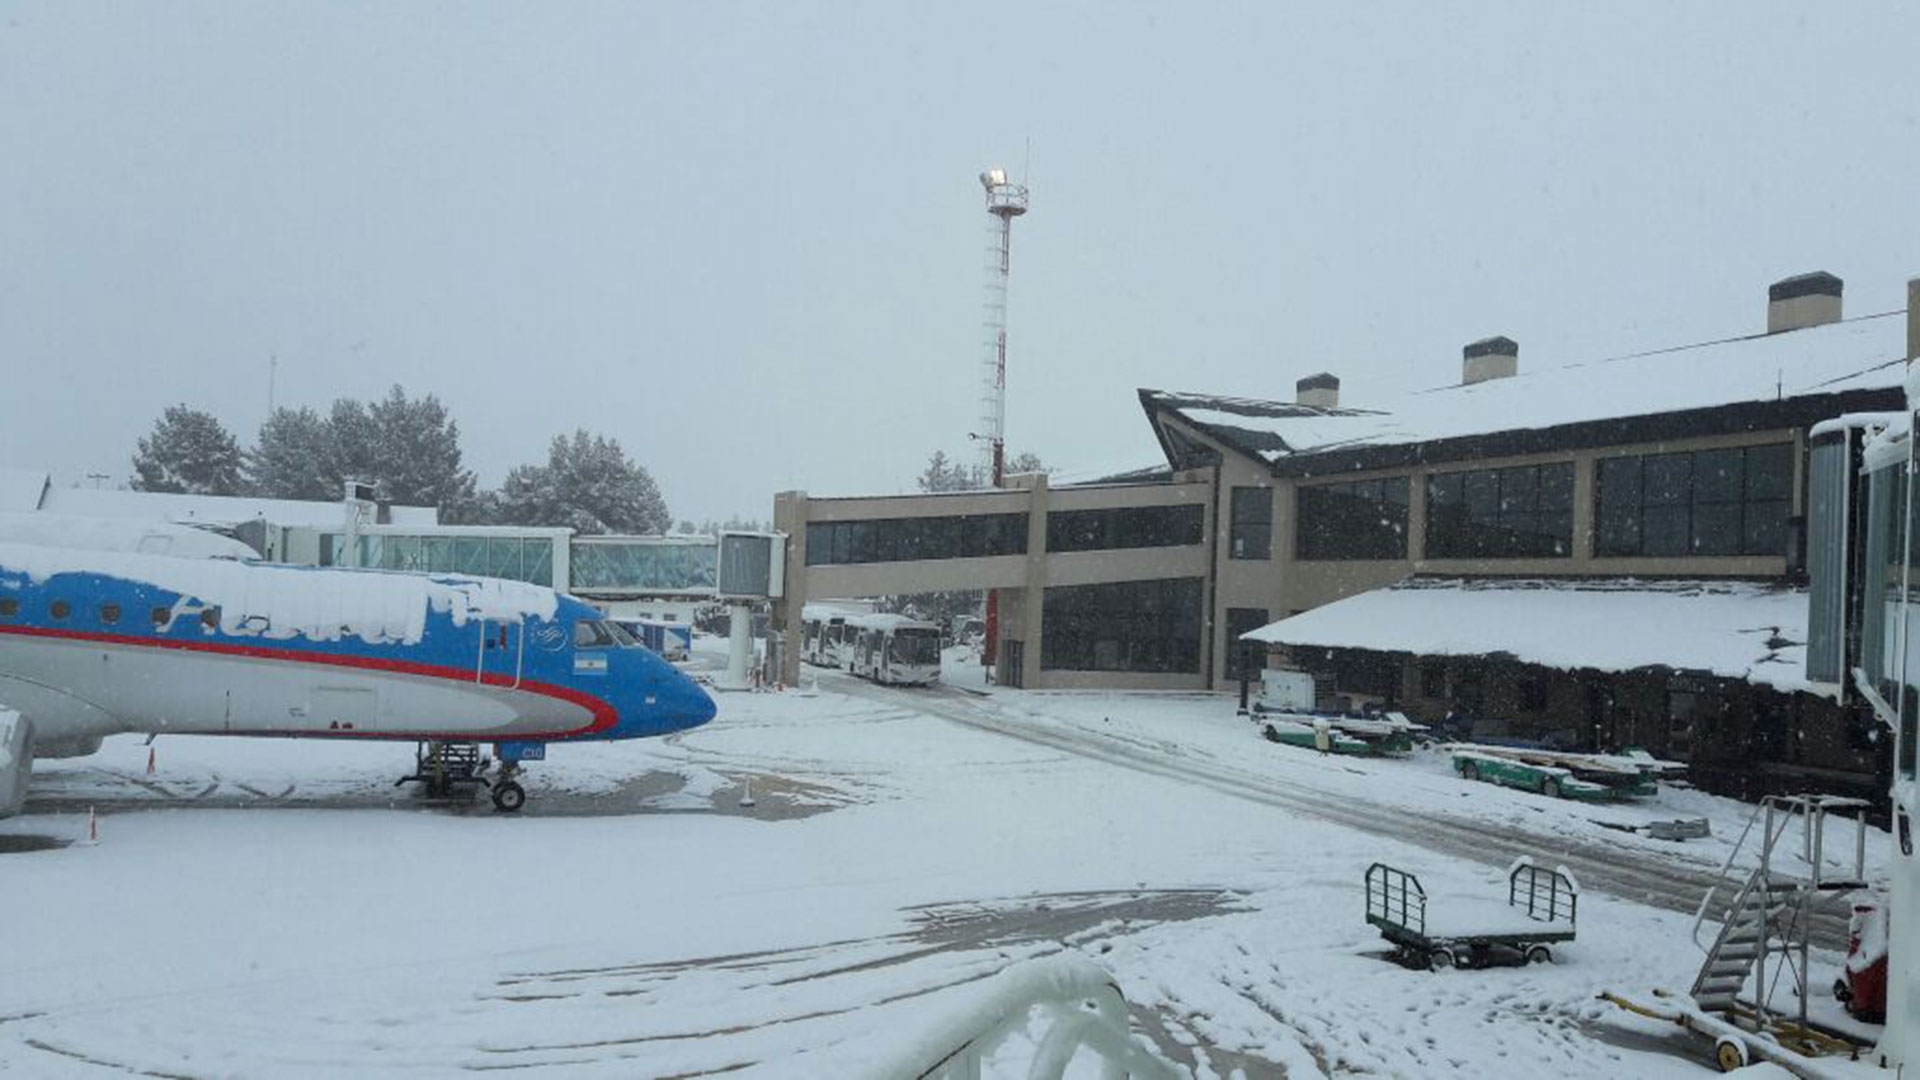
[0,623,619,741]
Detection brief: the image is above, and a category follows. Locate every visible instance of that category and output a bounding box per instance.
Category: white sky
[3,2,1918,524]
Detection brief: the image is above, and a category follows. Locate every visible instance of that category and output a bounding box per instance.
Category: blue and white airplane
[0,540,717,817]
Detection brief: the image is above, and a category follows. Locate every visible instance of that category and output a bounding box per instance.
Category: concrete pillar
[771,491,808,687]
[1019,475,1049,689]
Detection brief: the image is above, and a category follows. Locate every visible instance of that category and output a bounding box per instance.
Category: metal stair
[1689,795,1870,1031]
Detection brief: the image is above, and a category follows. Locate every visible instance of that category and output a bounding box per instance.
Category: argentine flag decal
[573,654,609,676]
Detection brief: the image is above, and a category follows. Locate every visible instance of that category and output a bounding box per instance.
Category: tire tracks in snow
[836,678,1851,948]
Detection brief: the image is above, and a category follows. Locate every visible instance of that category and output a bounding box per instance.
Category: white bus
[802,604,856,669]
[846,613,942,686]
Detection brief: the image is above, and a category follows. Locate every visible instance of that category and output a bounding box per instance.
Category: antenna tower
[977,168,1029,486]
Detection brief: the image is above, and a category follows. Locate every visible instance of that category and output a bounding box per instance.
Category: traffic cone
[146,746,156,775]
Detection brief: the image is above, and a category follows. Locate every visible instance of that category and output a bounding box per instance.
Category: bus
[802,604,856,669]
[846,613,942,686]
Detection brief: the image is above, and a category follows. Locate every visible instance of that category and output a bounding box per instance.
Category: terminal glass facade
[1295,477,1410,561]
[805,513,1028,566]
[1045,503,1203,553]
[1041,577,1203,674]
[571,540,717,594]
[1425,463,1574,559]
[1595,444,1792,557]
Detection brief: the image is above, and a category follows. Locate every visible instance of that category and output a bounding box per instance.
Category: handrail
[1365,862,1426,937]
[865,954,1180,1080]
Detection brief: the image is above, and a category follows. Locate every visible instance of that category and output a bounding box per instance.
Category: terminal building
[773,272,1919,799]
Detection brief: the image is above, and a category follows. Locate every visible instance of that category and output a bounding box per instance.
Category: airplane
[0,539,718,817]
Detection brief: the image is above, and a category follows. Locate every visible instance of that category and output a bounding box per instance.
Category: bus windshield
[889,628,940,665]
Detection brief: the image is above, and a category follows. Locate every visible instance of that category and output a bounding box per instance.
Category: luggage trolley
[1366,858,1578,970]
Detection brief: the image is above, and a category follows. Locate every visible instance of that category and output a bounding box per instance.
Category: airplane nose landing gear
[490,763,526,813]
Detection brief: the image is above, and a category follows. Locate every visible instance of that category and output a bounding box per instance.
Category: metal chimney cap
[1769,271,1843,302]
[1463,336,1519,359]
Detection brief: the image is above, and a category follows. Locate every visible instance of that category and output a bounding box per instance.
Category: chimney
[1462,336,1518,385]
[1767,271,1843,333]
[1908,277,1919,361]
[1295,372,1340,408]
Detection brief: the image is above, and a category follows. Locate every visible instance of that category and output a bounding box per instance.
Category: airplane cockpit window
[573,620,618,649]
[606,621,639,647]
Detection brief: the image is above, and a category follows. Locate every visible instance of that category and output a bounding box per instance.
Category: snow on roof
[37,486,438,529]
[1244,577,1813,693]
[1149,313,1908,464]
[0,468,49,513]
[0,541,557,645]
[1045,460,1181,486]
[0,512,258,560]
[845,612,938,631]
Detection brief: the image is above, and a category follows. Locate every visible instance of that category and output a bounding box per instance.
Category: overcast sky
[3,2,1918,524]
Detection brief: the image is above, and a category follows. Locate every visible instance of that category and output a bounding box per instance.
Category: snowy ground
[0,643,1891,1078]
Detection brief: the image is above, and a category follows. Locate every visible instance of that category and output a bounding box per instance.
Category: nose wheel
[489,762,527,813]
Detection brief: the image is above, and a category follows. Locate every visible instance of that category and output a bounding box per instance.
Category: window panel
[1645,454,1691,506]
[1593,444,1793,558]
[1641,505,1690,557]
[1744,500,1789,555]
[1691,503,1742,555]
[1424,464,1573,560]
[1041,578,1203,674]
[1746,444,1793,502]
[1298,478,1409,561]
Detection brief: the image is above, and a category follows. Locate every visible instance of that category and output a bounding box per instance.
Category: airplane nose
[680,682,718,728]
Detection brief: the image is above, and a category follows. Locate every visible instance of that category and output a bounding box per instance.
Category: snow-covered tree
[246,387,478,517]
[245,406,337,500]
[497,430,669,535]
[365,386,478,517]
[917,450,975,493]
[916,448,1047,492]
[131,405,245,494]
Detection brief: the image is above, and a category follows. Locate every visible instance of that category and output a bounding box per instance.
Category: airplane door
[477,618,524,687]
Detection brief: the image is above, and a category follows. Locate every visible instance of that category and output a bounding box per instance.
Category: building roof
[1143,311,1908,476]
[37,486,438,529]
[1242,577,1813,694]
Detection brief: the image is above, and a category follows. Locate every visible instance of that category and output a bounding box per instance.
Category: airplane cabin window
[100,603,121,625]
[50,599,71,620]
[0,597,16,618]
[151,606,170,627]
[200,607,221,629]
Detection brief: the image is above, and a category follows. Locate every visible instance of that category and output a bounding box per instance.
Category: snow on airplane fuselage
[0,541,717,817]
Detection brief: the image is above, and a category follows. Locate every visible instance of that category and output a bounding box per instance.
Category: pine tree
[365,386,478,516]
[497,431,670,535]
[245,407,337,500]
[131,405,245,495]
[916,450,975,493]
